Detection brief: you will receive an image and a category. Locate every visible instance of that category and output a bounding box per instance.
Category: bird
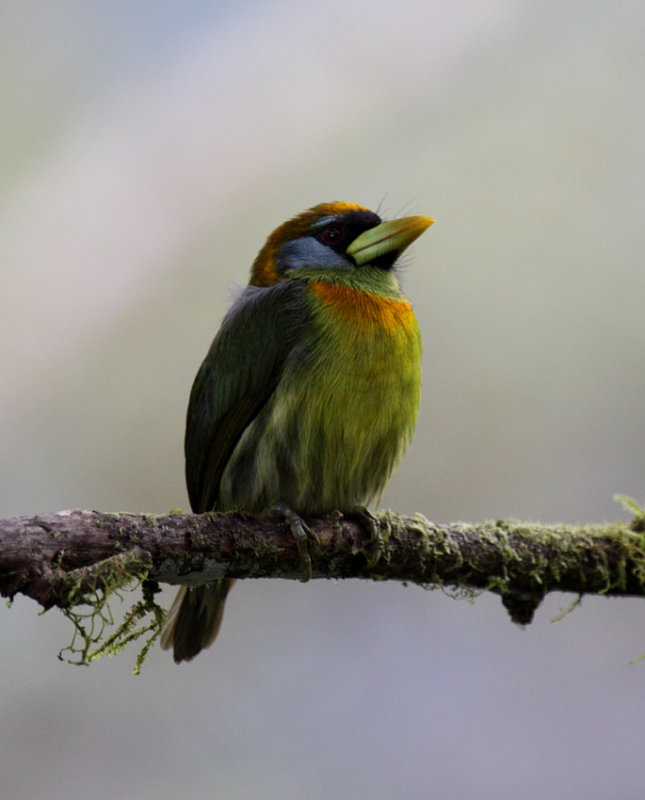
[160,201,433,662]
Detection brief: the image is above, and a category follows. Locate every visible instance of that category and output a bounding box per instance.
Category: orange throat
[309,280,416,333]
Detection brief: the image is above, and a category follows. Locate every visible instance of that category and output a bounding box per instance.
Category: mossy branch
[3,505,645,628]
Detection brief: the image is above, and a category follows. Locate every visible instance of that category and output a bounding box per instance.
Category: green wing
[185,280,309,512]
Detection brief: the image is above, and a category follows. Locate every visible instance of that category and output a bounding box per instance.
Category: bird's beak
[346,215,434,266]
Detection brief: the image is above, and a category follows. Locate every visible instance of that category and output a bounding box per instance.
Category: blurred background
[2,0,644,797]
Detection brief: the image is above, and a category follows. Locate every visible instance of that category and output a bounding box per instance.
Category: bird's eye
[320,225,343,246]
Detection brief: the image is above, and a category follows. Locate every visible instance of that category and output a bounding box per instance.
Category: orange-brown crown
[249,202,368,286]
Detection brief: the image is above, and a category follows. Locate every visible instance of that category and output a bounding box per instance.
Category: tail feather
[160,579,234,663]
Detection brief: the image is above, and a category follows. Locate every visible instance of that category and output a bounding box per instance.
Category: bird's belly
[219,323,420,514]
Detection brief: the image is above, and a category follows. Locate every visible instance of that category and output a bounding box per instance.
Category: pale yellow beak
[346,215,434,266]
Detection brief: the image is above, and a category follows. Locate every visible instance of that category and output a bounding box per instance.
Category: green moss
[615,495,645,526]
[57,552,166,674]
[551,595,582,622]
[50,498,645,667]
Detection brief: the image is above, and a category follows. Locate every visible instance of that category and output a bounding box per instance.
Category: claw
[349,507,383,569]
[270,502,319,582]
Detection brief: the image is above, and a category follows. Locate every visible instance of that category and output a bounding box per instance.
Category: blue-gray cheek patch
[276,237,350,274]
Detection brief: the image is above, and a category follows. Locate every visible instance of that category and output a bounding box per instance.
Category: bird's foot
[347,507,384,569]
[270,502,320,582]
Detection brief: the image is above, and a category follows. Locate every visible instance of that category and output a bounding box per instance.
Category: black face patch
[311,210,382,257]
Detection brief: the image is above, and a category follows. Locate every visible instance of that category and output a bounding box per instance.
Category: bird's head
[249,202,433,287]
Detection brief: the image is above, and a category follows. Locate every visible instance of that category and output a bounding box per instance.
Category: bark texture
[2,508,645,624]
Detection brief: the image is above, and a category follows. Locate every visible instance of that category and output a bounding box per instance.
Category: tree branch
[2,507,645,625]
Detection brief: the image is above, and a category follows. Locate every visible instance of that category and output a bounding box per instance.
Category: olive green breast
[218,280,422,514]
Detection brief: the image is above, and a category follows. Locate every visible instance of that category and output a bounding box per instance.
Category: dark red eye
[321,225,343,246]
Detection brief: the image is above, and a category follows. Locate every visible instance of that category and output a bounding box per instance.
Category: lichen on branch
[1,500,644,670]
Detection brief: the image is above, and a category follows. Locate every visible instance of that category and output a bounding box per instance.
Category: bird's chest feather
[275,281,421,509]
[303,280,421,413]
[219,281,421,513]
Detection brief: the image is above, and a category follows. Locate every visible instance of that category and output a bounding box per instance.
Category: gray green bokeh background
[2,1,644,797]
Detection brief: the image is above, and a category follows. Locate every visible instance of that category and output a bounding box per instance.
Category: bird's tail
[160,579,235,663]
